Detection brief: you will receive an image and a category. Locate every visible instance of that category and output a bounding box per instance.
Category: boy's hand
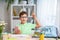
[32,11,41,28]
[32,12,36,18]
[14,27,21,34]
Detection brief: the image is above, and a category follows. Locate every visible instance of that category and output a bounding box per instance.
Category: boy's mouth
[22,20,26,21]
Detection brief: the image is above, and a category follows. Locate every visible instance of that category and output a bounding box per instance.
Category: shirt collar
[20,22,27,25]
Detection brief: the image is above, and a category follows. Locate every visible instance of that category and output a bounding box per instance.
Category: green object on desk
[7,38,16,40]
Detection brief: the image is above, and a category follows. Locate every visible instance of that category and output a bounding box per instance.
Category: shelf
[13,16,19,19]
[11,4,36,32]
[13,16,32,19]
[13,16,19,18]
[11,4,35,7]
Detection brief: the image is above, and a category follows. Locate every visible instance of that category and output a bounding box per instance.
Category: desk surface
[3,34,39,40]
[3,34,57,40]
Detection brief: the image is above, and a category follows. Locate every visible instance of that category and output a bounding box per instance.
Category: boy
[14,11,40,35]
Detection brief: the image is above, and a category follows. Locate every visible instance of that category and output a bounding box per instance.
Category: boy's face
[20,14,28,24]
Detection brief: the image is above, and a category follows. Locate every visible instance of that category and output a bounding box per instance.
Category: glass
[39,33,44,40]
[21,17,28,18]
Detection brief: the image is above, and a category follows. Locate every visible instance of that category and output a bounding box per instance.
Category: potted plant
[0,21,6,39]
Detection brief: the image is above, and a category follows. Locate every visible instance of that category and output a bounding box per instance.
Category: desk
[3,34,56,40]
[3,34,39,40]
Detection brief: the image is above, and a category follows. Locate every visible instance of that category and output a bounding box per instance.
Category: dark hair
[19,11,28,17]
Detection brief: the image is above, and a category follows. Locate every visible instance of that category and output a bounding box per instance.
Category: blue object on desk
[40,26,58,37]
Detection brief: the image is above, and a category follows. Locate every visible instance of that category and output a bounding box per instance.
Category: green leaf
[0,27,3,33]
[6,0,22,10]
[7,2,10,10]
[5,0,8,2]
[6,0,14,10]
[18,0,21,3]
[11,0,14,3]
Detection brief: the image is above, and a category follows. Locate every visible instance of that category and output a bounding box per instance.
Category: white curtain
[37,0,57,26]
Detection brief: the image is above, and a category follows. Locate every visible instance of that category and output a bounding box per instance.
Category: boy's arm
[32,12,41,28]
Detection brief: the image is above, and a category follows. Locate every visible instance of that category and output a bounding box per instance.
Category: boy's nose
[23,18,26,19]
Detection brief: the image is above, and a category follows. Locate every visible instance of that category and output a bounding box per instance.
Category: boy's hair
[19,11,28,17]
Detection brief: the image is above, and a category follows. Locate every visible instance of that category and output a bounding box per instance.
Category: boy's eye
[21,17,28,18]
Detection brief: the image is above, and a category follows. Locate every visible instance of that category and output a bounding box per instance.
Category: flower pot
[0,27,3,40]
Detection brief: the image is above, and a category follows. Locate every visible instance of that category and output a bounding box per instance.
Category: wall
[37,0,57,26]
[56,0,60,36]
